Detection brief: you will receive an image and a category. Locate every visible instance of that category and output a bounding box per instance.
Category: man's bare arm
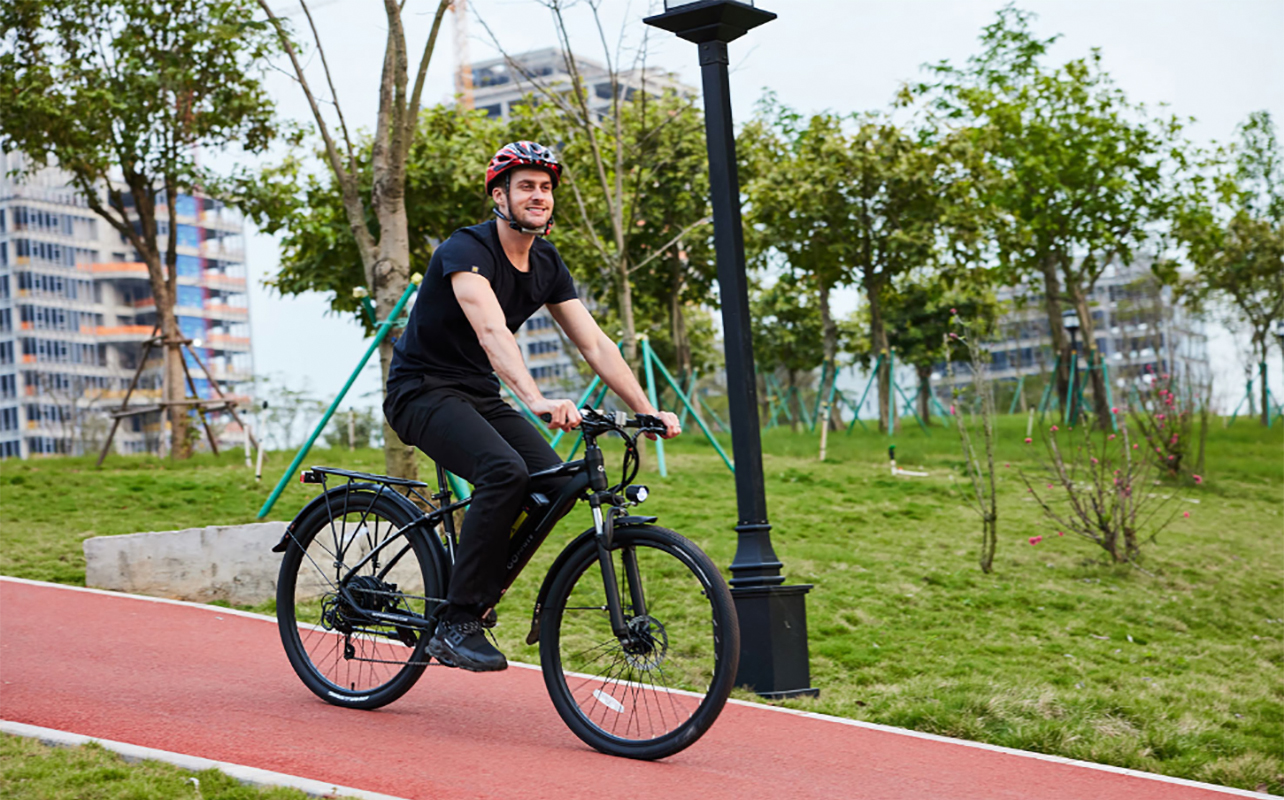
[452,272,580,429]
[548,298,680,438]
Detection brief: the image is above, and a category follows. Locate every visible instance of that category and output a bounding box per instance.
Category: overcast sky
[243,0,1284,412]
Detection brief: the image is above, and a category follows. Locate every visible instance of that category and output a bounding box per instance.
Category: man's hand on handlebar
[646,410,681,440]
[532,398,581,431]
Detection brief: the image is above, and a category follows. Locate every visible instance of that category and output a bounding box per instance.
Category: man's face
[495,166,555,230]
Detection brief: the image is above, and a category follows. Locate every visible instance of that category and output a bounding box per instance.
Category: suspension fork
[583,437,634,639]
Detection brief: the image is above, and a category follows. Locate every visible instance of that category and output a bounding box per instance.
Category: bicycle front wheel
[539,524,740,760]
[277,488,444,710]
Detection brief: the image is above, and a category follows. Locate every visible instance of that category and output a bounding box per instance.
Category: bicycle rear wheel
[277,488,444,710]
[539,524,739,760]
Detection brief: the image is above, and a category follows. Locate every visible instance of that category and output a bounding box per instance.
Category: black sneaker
[427,618,508,672]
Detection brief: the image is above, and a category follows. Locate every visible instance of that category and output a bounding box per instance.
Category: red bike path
[0,578,1260,800]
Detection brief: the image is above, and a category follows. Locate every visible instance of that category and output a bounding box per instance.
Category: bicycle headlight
[625,485,649,504]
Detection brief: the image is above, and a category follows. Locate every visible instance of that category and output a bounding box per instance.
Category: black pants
[385,381,563,612]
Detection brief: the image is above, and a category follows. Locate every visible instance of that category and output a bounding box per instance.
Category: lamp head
[644,0,776,44]
[1062,309,1081,333]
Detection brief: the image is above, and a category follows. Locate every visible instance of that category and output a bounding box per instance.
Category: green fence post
[1008,374,1025,416]
[698,393,730,433]
[643,342,735,474]
[847,354,882,434]
[640,338,667,477]
[258,275,422,519]
[810,361,830,432]
[894,380,931,435]
[888,349,897,437]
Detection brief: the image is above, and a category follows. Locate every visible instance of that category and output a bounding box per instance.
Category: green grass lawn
[1,415,1281,793]
[0,734,310,799]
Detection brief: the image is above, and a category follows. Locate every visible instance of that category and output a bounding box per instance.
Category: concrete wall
[84,522,287,606]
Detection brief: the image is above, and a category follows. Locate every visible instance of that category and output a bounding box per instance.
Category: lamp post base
[732,583,819,698]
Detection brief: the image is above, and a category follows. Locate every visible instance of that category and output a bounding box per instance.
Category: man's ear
[491,185,506,208]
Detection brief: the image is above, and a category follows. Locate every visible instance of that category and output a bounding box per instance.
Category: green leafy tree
[918,6,1189,428]
[882,277,998,423]
[1170,111,1284,425]
[250,0,453,480]
[1,0,281,459]
[750,273,825,429]
[241,104,506,328]
[743,99,977,436]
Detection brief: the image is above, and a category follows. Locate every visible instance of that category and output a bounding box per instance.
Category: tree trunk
[916,363,933,425]
[618,257,638,371]
[1258,338,1270,427]
[372,195,417,482]
[1070,283,1112,428]
[1039,256,1070,411]
[868,281,890,433]
[818,281,838,460]
[670,259,691,378]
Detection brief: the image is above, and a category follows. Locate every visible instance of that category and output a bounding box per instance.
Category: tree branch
[628,216,711,275]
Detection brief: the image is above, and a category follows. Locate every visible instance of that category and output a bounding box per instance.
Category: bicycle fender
[525,515,658,645]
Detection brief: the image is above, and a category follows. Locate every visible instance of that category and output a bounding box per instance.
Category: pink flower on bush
[1111,407,1119,414]
[950,404,956,415]
[1168,455,1176,461]
[950,308,957,315]
[1050,425,1059,432]
[1024,437,1032,444]
[1183,511,1190,518]
[1091,457,1098,464]
[1133,443,1139,449]
[1193,474,1203,484]
[1047,483,1054,489]
[1057,530,1065,536]
[949,332,959,339]
[1162,373,1170,380]
[1108,434,1116,440]
[1005,463,1010,468]
[1029,535,1043,545]
[1157,414,1166,420]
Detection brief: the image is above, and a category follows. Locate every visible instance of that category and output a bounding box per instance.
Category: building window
[0,375,15,399]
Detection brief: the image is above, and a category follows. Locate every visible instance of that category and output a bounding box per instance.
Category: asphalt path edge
[0,576,1268,798]
[0,720,412,800]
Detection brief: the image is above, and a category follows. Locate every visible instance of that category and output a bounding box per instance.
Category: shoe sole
[427,638,507,673]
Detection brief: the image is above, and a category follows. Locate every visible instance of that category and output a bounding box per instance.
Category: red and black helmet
[485,141,561,195]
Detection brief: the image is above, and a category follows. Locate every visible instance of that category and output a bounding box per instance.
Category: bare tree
[476,0,712,371]
[256,0,453,480]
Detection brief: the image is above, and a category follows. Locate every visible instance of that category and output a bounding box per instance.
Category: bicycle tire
[539,524,739,760]
[277,488,443,710]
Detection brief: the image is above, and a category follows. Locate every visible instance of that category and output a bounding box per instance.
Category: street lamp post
[1062,309,1081,425]
[644,0,816,699]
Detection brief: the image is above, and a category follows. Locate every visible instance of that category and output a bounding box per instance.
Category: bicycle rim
[279,492,440,705]
[542,526,738,758]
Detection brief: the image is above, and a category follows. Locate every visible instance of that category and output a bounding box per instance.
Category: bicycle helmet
[486,141,561,235]
[485,141,561,194]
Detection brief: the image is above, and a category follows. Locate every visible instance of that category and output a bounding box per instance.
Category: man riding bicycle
[383,141,681,673]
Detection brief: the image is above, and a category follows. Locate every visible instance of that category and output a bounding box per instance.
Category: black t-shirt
[386,219,578,399]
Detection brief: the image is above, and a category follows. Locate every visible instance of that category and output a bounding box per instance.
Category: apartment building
[0,152,254,459]
[959,260,1209,399]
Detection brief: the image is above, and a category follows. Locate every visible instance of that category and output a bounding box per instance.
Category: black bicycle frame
[299,421,646,642]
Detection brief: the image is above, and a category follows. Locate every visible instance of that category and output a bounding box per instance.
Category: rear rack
[303,466,428,488]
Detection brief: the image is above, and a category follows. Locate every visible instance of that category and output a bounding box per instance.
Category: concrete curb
[0,720,413,800]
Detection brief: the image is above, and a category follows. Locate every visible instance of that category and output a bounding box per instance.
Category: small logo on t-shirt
[471,266,479,273]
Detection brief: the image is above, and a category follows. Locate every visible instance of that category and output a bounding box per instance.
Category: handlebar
[538,408,667,435]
